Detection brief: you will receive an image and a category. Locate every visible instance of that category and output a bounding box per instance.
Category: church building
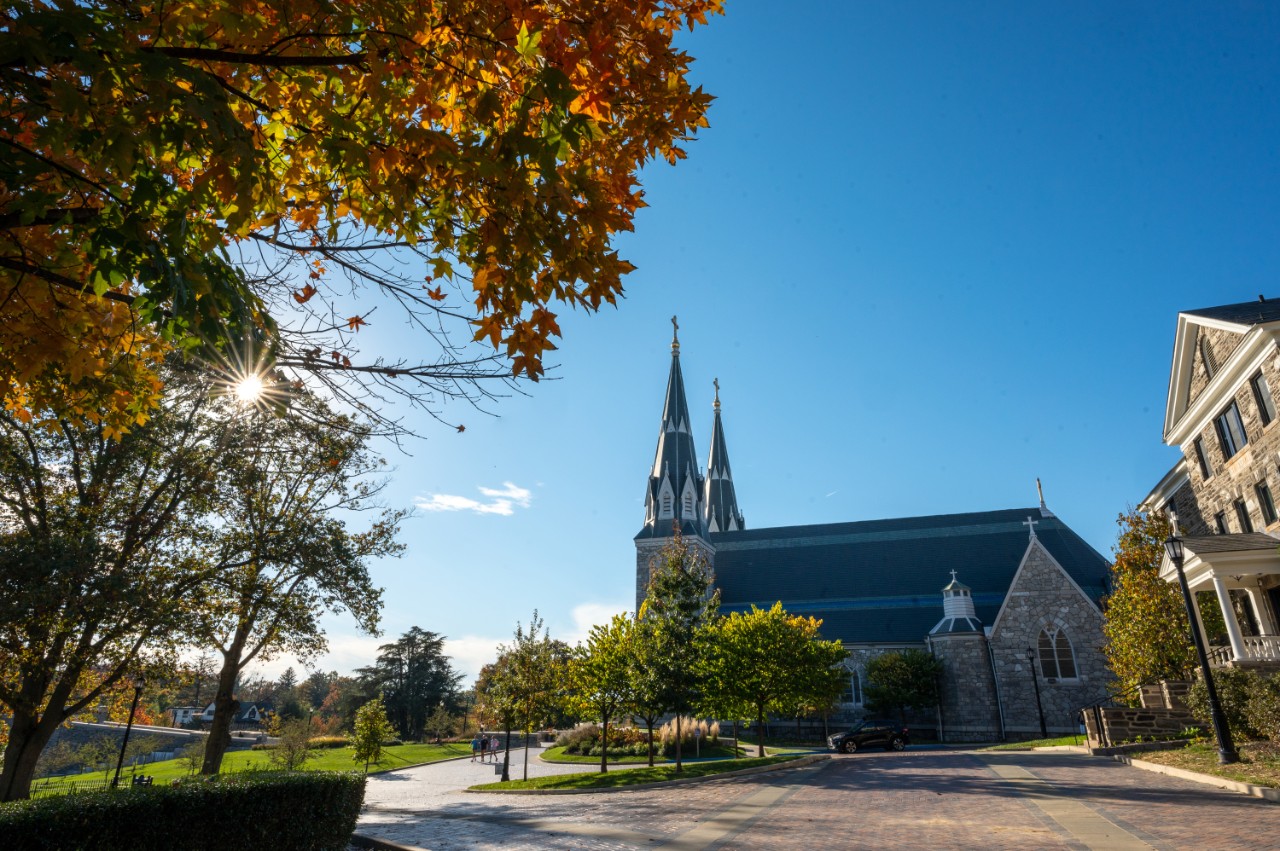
[634,322,1113,740]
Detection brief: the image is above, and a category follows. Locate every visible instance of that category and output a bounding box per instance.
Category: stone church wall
[990,541,1110,738]
[634,535,715,614]
[929,633,1001,741]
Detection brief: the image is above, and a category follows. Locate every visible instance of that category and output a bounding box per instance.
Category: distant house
[171,706,200,726]
[198,701,272,726]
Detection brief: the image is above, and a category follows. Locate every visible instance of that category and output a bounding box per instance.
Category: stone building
[1143,297,1280,669]
[633,323,1112,740]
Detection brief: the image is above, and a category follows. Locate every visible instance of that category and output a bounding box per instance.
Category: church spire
[705,378,744,533]
[639,317,705,539]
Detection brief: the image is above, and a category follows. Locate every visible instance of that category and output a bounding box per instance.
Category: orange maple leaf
[293,284,317,304]
[347,315,367,331]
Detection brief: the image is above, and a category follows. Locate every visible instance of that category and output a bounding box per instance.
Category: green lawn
[31,742,472,795]
[471,754,806,791]
[982,735,1085,751]
[539,744,742,765]
[1135,741,1280,789]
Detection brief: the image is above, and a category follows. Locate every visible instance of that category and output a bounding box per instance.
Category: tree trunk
[0,707,61,802]
[732,719,739,758]
[523,728,530,781]
[645,718,655,767]
[675,714,683,772]
[501,725,511,782]
[600,713,609,774]
[757,705,766,757]
[201,651,243,774]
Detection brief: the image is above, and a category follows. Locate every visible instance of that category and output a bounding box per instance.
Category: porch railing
[1208,635,1280,666]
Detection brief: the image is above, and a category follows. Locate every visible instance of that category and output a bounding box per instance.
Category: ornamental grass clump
[557,724,652,757]
[658,717,719,755]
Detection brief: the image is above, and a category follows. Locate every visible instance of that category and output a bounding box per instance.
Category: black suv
[827,720,909,754]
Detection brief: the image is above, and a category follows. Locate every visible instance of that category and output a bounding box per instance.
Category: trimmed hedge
[0,770,364,851]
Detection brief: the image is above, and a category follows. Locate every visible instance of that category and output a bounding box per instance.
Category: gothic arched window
[1037,627,1077,679]
[843,670,863,705]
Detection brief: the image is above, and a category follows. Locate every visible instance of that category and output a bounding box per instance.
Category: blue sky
[258,2,1280,684]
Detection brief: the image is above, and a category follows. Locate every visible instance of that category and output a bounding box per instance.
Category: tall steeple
[704,378,745,533]
[638,317,706,539]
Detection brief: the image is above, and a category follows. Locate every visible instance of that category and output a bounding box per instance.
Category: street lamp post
[1164,533,1239,765]
[111,676,146,789]
[1025,649,1048,738]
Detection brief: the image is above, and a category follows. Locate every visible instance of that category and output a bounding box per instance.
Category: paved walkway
[357,749,1278,850]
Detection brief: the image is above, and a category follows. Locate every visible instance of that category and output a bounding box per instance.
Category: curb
[464,754,829,795]
[350,833,426,851]
[1110,754,1280,804]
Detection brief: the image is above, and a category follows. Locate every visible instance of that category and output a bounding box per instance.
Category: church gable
[989,535,1103,639]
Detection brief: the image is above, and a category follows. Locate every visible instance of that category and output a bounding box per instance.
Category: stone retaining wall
[1084,706,1203,748]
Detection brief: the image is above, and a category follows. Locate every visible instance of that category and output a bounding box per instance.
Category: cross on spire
[1023,515,1039,539]
[950,569,958,582]
[671,315,680,352]
[713,377,720,410]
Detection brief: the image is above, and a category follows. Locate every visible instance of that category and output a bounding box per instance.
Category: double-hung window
[1194,437,1213,479]
[1252,372,1277,426]
[1235,499,1254,533]
[1257,482,1278,525]
[1215,402,1248,460]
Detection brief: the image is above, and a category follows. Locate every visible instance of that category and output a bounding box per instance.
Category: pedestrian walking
[480,732,489,763]
[470,732,481,762]
[490,734,500,763]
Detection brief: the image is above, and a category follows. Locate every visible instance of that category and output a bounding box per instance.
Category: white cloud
[564,601,630,646]
[415,481,532,517]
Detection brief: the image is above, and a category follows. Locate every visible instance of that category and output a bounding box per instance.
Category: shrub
[1244,673,1280,741]
[1185,668,1272,742]
[0,771,364,851]
[308,736,350,749]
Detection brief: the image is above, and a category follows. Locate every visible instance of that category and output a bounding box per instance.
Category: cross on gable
[1023,516,1039,538]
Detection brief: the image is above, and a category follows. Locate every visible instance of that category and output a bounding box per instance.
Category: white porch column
[1247,586,1276,636]
[1212,576,1249,661]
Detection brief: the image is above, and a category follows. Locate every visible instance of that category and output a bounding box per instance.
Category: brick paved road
[357,750,1278,851]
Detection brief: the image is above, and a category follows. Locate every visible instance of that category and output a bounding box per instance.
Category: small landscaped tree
[699,603,847,757]
[568,614,636,773]
[1102,508,1226,701]
[638,526,719,771]
[351,696,396,773]
[864,649,943,726]
[268,718,314,772]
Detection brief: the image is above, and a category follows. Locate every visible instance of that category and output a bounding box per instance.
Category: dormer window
[661,493,672,516]
[683,492,693,517]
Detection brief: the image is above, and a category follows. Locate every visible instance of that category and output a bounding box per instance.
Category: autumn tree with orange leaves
[0,0,722,434]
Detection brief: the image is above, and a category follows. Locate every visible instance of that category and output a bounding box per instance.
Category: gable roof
[710,508,1110,644]
[1164,298,1280,442]
[1183,298,1280,328]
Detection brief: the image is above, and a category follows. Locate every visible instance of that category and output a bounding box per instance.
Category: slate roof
[1183,298,1280,327]
[710,508,1110,644]
[1182,533,1280,554]
[705,401,744,533]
